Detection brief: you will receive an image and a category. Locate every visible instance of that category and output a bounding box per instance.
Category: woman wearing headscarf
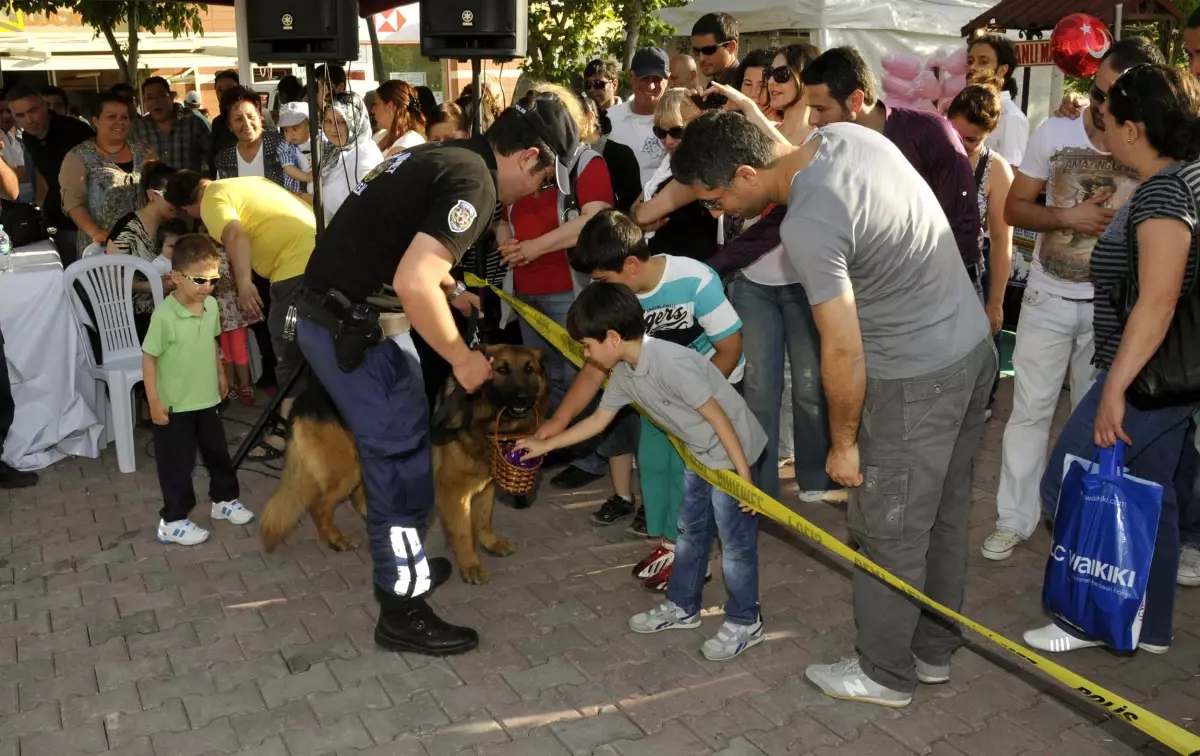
[319,93,384,224]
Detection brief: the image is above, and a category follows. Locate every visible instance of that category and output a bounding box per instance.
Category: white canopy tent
[658,0,993,98]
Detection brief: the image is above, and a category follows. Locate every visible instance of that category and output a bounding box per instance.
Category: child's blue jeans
[667,467,761,625]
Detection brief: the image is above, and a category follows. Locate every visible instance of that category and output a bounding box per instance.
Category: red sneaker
[642,561,712,593]
[632,543,674,579]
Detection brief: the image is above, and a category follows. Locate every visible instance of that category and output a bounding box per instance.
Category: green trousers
[638,416,685,541]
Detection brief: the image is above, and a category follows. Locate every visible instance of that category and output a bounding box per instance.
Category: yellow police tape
[466,272,1200,755]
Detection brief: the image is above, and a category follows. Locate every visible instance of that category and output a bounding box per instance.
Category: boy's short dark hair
[570,210,649,275]
[567,282,646,343]
[156,218,190,250]
[171,233,220,272]
[692,12,739,44]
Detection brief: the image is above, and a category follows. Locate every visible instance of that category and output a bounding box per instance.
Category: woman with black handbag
[1025,64,1200,655]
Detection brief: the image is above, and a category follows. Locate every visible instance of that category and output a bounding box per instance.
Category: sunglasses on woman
[653,125,685,140]
[762,66,794,84]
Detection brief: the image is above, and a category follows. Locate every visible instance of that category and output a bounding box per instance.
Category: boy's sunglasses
[763,66,794,84]
[653,125,684,140]
[692,41,732,57]
[180,274,221,286]
[584,80,610,90]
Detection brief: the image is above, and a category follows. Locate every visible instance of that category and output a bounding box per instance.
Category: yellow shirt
[200,177,316,283]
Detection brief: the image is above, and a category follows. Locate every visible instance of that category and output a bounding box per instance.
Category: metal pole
[1115,3,1124,40]
[306,61,325,235]
[367,22,386,82]
[234,0,253,88]
[468,58,484,347]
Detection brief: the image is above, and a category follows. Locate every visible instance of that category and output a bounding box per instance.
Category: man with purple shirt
[801,47,983,289]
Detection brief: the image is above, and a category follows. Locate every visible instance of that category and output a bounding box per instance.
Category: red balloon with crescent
[1050,13,1113,78]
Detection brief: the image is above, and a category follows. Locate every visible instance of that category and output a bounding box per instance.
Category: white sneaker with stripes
[211,500,255,525]
[700,615,764,661]
[157,519,210,546]
[628,600,701,634]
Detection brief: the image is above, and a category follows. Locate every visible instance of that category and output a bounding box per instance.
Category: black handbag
[0,199,50,248]
[1114,171,1200,410]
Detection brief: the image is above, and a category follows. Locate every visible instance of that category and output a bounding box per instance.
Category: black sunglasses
[180,273,220,286]
[653,125,684,140]
[692,41,732,57]
[1088,79,1107,105]
[584,80,609,90]
[763,66,794,84]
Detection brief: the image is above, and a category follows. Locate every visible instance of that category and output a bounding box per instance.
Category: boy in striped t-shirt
[555,209,745,591]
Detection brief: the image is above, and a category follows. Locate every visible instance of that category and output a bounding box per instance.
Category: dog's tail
[259,420,321,552]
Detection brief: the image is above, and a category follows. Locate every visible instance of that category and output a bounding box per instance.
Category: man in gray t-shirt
[782,123,988,379]
[671,112,996,707]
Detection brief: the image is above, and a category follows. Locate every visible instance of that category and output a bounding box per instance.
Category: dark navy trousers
[296,317,436,598]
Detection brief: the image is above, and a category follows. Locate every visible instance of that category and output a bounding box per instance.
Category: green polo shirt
[142,295,221,413]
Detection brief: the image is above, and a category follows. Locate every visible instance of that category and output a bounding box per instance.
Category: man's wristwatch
[447,280,468,302]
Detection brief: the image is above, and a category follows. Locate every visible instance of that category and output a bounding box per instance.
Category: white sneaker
[1178,545,1200,587]
[777,456,795,469]
[798,490,836,503]
[805,657,912,708]
[1023,623,1100,653]
[211,500,255,525]
[700,616,765,661]
[981,530,1023,561]
[1138,642,1170,655]
[157,519,210,546]
[914,656,950,684]
[629,600,701,634]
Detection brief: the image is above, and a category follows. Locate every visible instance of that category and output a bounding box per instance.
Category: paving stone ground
[0,380,1197,756]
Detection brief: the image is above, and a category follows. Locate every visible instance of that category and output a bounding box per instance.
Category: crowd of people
[0,7,1198,706]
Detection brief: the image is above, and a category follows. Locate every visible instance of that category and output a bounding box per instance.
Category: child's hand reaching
[513,436,551,459]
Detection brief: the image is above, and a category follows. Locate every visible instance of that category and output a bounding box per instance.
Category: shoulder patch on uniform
[447,200,477,233]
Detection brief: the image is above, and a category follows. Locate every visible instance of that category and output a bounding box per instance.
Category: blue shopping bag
[1042,441,1163,650]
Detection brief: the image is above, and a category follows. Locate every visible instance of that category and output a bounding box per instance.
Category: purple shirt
[882,104,982,269]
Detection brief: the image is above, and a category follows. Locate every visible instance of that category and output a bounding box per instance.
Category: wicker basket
[489,409,543,495]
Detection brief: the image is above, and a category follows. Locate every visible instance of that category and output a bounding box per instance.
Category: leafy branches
[7,1,206,85]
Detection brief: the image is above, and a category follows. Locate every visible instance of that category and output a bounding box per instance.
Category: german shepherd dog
[259,345,549,585]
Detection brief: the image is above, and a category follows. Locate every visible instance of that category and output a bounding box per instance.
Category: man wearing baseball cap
[296,99,579,657]
[606,47,670,185]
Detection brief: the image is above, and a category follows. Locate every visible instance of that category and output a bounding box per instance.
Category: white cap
[278,101,309,128]
[184,91,202,106]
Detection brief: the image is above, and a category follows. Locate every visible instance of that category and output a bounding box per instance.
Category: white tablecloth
[1,241,103,470]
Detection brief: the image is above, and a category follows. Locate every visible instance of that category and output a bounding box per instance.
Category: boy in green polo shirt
[143,235,255,546]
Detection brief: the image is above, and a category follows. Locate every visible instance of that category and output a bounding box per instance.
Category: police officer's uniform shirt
[304,136,500,304]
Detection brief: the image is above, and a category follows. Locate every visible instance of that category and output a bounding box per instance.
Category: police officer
[298,99,581,655]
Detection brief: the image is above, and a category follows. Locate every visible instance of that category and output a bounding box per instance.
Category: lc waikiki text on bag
[1043,441,1163,651]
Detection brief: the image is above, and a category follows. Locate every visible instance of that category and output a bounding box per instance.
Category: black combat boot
[373,584,479,656]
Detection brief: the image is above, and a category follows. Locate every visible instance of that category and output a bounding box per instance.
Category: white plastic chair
[63,255,164,473]
[81,243,106,259]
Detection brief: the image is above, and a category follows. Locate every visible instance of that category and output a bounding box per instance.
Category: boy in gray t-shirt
[516,282,768,662]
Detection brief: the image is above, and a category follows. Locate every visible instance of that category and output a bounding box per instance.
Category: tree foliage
[7,1,206,85]
[523,0,685,84]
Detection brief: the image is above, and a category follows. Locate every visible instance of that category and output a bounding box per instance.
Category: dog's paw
[481,538,517,557]
[460,563,491,584]
[327,535,360,552]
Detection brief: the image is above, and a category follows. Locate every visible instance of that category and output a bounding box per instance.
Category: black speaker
[247,0,359,63]
[419,0,528,61]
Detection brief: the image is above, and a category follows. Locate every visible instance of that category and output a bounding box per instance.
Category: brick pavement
[0,382,1197,756]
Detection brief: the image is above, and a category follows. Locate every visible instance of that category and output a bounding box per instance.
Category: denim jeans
[728,277,833,496]
[516,290,605,474]
[667,468,760,625]
[1039,371,1193,647]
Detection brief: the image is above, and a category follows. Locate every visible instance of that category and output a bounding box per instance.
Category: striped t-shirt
[637,254,745,383]
[1090,161,1200,369]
